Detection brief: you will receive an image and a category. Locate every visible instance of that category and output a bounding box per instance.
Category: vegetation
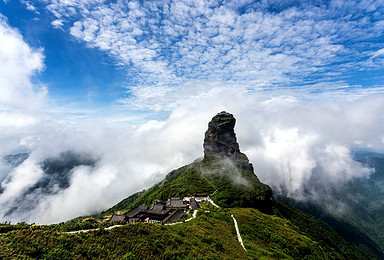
[0,210,248,259]
[103,154,272,216]
[2,111,382,259]
[0,207,371,259]
[102,160,216,214]
[342,156,384,252]
[201,154,273,211]
[95,150,383,259]
[232,207,362,259]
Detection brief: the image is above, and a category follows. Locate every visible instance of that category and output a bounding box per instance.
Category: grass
[0,207,370,259]
[0,210,249,259]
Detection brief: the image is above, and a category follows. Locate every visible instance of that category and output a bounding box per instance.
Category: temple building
[109,196,199,224]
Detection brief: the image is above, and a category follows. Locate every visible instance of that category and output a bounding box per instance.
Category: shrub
[57,237,72,250]
[201,237,214,244]
[137,226,148,235]
[214,241,224,252]
[177,230,184,237]
[123,252,136,260]
[22,241,46,258]
[44,248,71,260]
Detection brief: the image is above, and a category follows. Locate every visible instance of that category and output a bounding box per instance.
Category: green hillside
[0,207,368,259]
[346,156,384,250]
[103,154,272,215]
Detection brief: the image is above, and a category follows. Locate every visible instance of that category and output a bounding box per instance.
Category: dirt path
[206,197,220,208]
[65,225,122,234]
[186,209,198,221]
[231,214,246,251]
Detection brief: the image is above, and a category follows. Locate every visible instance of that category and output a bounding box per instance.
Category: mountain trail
[65,224,122,234]
[231,214,246,251]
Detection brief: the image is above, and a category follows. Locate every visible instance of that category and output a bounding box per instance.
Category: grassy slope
[232,207,360,260]
[103,160,216,214]
[201,155,273,211]
[0,207,369,259]
[96,155,378,259]
[103,155,272,215]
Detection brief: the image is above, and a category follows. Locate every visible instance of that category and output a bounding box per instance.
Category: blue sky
[1,1,125,109]
[1,0,384,116]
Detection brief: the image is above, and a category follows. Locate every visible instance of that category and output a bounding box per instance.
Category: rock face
[203,111,240,158]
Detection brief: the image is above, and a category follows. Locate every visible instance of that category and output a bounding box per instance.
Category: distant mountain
[0,151,96,218]
[277,152,384,258]
[2,153,29,167]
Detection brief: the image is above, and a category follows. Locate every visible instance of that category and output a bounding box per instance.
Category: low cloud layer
[1,83,383,224]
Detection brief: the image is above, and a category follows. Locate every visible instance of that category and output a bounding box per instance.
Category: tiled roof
[162,209,185,223]
[167,197,188,208]
[148,204,172,215]
[125,205,148,218]
[109,214,125,222]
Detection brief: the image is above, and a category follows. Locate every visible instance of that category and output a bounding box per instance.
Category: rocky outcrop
[203,111,240,158]
[201,112,273,211]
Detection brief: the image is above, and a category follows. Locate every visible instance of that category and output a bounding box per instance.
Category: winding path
[65,225,122,234]
[206,197,220,208]
[231,214,246,251]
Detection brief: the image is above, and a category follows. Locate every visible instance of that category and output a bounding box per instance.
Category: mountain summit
[203,111,255,173]
[204,111,240,158]
[107,111,273,213]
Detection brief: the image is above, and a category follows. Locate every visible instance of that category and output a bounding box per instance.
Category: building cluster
[109,194,207,224]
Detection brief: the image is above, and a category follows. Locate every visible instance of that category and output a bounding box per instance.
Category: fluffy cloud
[38,0,384,99]
[0,15,46,110]
[0,16,47,177]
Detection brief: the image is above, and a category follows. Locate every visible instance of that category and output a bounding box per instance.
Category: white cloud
[0,15,49,167]
[37,0,384,97]
[0,15,46,111]
[372,48,384,58]
[51,19,64,29]
[0,158,44,205]
[21,0,39,13]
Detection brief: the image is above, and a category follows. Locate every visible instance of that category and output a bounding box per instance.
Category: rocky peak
[203,111,241,158]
